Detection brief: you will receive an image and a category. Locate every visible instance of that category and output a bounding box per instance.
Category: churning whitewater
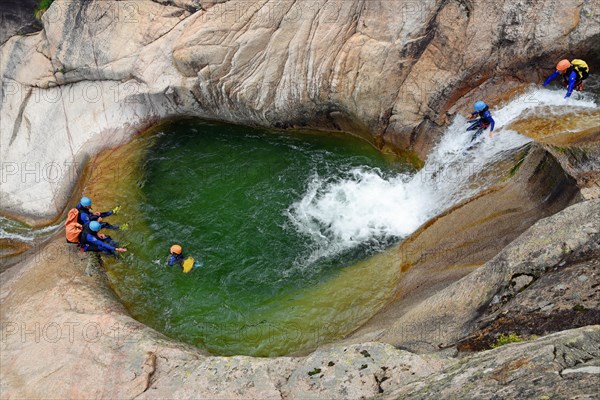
[287,86,598,262]
[0,216,58,242]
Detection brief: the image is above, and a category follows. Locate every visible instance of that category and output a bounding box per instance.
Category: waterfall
[287,86,598,263]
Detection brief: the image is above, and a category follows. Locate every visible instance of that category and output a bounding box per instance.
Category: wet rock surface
[508,106,600,200]
[0,238,31,260]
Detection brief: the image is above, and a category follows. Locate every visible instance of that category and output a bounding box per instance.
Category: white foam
[288,86,598,262]
[0,216,59,242]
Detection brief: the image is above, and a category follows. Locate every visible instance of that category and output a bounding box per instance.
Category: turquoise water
[106,120,408,356]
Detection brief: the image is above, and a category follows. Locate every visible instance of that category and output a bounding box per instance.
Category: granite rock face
[383,326,600,400]
[1,234,598,399]
[284,343,446,399]
[347,146,580,349]
[372,198,600,351]
[1,0,599,221]
[0,0,41,45]
[1,1,600,397]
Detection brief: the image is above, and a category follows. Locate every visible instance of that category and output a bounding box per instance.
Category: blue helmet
[474,101,487,111]
[89,221,101,232]
[80,197,92,207]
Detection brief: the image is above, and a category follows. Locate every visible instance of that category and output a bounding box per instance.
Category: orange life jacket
[65,208,83,243]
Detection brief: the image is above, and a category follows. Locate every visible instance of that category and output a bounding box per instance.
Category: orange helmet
[170,244,182,255]
[556,59,571,72]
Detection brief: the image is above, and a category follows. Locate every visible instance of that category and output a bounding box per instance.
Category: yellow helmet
[170,244,182,255]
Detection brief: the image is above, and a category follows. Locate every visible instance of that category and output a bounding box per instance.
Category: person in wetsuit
[467,100,495,142]
[167,244,184,267]
[78,221,127,256]
[543,59,589,98]
[76,196,122,230]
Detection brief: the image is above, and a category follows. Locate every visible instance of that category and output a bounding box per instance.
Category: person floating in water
[168,244,184,267]
[79,221,127,256]
[543,59,589,98]
[76,196,126,231]
[466,100,495,142]
[167,244,203,273]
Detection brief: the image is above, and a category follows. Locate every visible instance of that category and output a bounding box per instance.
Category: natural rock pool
[99,120,410,356]
[3,86,594,357]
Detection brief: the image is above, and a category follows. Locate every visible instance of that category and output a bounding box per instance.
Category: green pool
[104,120,409,356]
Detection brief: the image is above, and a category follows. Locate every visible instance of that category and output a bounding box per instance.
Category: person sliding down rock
[543,59,589,98]
[78,221,127,256]
[466,100,495,142]
[76,196,128,231]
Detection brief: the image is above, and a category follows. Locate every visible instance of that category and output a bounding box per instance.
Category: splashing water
[287,86,598,262]
[0,216,58,242]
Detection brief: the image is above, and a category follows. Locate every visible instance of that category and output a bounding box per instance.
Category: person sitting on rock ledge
[543,59,589,98]
[76,196,126,231]
[466,100,495,142]
[78,221,127,256]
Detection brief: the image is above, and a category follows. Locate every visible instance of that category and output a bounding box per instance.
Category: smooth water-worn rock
[455,210,600,351]
[2,1,600,398]
[284,343,446,399]
[368,198,600,351]
[2,0,599,221]
[347,146,580,348]
[546,142,600,200]
[1,230,598,399]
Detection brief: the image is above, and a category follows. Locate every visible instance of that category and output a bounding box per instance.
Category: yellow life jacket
[571,59,589,80]
[182,257,195,273]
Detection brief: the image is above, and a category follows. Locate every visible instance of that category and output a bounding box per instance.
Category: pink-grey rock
[2,0,599,221]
